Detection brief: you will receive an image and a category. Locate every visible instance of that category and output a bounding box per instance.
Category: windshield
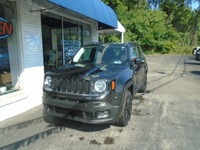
[72,44,129,65]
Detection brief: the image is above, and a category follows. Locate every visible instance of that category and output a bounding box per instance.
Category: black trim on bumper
[42,93,121,124]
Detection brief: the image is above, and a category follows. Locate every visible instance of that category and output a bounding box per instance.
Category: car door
[136,46,147,86]
[129,44,140,88]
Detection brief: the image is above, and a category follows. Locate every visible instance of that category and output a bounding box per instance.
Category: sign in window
[0,17,13,39]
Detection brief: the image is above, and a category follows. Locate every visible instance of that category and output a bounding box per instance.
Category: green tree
[188,8,200,45]
[102,0,200,54]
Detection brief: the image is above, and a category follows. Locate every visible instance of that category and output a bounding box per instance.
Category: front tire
[115,90,132,127]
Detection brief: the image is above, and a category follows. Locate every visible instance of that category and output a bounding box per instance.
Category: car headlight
[44,76,52,90]
[94,80,107,93]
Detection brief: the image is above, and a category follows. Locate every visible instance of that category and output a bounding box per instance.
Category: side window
[130,46,139,60]
[137,46,145,58]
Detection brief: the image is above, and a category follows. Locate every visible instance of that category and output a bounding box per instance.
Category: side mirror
[135,58,144,65]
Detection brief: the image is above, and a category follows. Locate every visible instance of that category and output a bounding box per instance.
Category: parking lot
[0,55,200,150]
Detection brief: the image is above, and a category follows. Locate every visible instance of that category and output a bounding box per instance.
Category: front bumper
[42,93,121,124]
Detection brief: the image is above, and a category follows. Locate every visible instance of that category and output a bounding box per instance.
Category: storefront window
[41,14,91,71]
[79,22,91,46]
[0,2,18,94]
[0,3,11,74]
[0,38,10,73]
[63,19,80,63]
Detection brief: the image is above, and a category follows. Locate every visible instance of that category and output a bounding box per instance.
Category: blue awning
[47,0,118,29]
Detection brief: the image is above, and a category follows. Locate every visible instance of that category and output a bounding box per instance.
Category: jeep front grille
[51,77,90,94]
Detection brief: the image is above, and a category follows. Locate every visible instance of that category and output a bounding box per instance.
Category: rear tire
[115,90,132,127]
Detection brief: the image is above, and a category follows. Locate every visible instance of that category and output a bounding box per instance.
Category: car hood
[46,63,126,79]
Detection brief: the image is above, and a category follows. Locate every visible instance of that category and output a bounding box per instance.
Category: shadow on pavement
[0,116,110,149]
[185,62,200,65]
[0,126,65,150]
[54,119,110,132]
[191,71,200,76]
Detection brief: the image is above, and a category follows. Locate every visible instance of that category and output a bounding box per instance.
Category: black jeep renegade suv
[43,42,148,127]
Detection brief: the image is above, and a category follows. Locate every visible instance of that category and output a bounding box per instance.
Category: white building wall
[16,0,44,104]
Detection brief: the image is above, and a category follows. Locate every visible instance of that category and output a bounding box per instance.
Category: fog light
[97,110,109,118]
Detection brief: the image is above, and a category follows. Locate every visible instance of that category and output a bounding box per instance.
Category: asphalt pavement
[0,54,200,150]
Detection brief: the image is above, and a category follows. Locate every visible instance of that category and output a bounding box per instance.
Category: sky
[191,1,199,9]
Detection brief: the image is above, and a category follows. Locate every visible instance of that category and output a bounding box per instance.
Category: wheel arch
[123,78,135,99]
